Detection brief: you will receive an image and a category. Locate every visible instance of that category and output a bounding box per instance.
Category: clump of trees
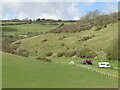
[2,34,29,57]
[2,18,32,26]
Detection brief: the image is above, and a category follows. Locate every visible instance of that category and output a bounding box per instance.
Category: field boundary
[59,62,119,79]
[76,64,119,79]
[11,35,40,44]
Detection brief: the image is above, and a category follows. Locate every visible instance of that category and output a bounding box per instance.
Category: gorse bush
[57,52,64,57]
[94,26,102,31]
[56,48,97,58]
[76,48,97,58]
[59,35,66,40]
[36,57,51,62]
[79,35,95,41]
[16,48,29,57]
[41,39,48,42]
[63,51,76,57]
[61,43,65,46]
[15,41,22,44]
[45,52,53,56]
[106,48,118,60]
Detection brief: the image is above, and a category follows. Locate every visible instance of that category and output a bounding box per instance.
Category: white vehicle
[69,60,75,65]
[98,62,112,68]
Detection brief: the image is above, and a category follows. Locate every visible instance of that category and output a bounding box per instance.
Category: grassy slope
[14,22,118,78]
[3,52,118,88]
[18,22,118,57]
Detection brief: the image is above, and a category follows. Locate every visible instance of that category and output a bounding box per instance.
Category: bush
[76,48,97,58]
[45,52,53,56]
[17,48,29,57]
[106,49,118,60]
[15,41,22,44]
[61,43,65,46]
[36,57,51,62]
[79,35,95,41]
[94,26,102,31]
[59,23,64,27]
[59,35,65,40]
[64,51,76,57]
[41,39,47,42]
[76,51,85,58]
[57,52,63,57]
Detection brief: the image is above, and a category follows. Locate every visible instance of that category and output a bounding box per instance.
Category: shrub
[64,51,76,57]
[36,57,51,62]
[45,52,53,56]
[106,49,118,60]
[76,48,97,58]
[61,43,65,46]
[17,48,29,57]
[57,52,63,57]
[94,26,102,31]
[79,35,95,41]
[76,51,85,58]
[59,23,64,27]
[15,41,22,44]
[41,39,47,42]
[59,35,65,40]
[66,46,69,50]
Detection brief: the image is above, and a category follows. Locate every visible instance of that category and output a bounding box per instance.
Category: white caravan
[98,62,112,68]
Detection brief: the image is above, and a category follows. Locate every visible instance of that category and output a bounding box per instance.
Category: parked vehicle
[80,60,92,65]
[98,62,112,68]
[69,60,75,65]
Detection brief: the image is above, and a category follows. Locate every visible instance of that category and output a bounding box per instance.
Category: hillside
[2,52,118,88]
[2,12,119,88]
[14,22,118,60]
[1,1,119,88]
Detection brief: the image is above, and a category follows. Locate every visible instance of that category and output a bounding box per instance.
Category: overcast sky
[0,0,118,20]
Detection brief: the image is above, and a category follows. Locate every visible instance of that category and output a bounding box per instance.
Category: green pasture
[2,23,57,35]
[2,52,118,88]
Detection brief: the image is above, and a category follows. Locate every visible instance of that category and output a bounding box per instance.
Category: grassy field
[2,23,57,35]
[2,52,118,88]
[48,56,118,78]
[2,22,75,35]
